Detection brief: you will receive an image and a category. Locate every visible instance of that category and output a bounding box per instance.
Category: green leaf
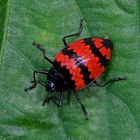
[0,0,140,140]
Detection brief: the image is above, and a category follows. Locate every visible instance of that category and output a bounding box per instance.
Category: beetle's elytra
[25,20,125,119]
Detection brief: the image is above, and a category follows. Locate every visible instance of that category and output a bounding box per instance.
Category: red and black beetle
[25,20,125,119]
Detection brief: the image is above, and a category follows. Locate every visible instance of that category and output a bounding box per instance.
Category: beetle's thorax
[47,67,68,92]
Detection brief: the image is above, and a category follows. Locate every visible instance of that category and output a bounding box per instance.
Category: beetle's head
[46,67,68,92]
[46,80,56,92]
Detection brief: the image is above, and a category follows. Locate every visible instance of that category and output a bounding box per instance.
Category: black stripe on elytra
[102,39,113,49]
[79,64,94,85]
[62,48,93,85]
[84,38,109,67]
[53,61,75,89]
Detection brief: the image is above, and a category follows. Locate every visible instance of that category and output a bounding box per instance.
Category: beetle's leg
[25,70,48,91]
[58,92,65,106]
[62,19,84,47]
[42,93,50,106]
[42,94,57,106]
[93,77,126,87]
[73,90,88,120]
[42,92,64,107]
[32,42,54,65]
[67,90,72,105]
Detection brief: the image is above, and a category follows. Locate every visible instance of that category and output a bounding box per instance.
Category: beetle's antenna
[32,41,54,65]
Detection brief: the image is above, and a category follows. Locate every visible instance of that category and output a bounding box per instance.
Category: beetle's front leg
[25,70,48,92]
[25,81,37,91]
[25,79,37,92]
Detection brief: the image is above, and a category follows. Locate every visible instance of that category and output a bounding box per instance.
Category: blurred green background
[0,0,140,140]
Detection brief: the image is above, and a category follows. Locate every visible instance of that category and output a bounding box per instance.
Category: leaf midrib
[0,0,10,70]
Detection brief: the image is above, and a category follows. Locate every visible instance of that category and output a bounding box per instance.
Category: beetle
[25,20,125,119]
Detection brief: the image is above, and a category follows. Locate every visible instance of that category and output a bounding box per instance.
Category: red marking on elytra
[84,53,105,79]
[93,38,111,60]
[92,38,103,48]
[54,38,109,89]
[55,52,75,69]
[70,68,85,89]
[54,52,85,89]
[68,40,92,56]
[99,47,111,60]
[68,39,105,80]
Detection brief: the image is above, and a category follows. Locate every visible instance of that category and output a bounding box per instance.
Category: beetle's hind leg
[62,19,84,47]
[93,77,126,87]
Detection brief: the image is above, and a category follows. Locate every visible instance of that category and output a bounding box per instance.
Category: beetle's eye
[46,81,55,92]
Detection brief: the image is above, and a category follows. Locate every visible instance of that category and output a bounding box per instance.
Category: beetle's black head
[46,67,68,92]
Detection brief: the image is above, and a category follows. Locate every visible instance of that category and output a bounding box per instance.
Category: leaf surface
[0,0,140,140]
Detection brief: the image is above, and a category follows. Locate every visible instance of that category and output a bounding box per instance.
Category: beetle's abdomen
[54,37,112,90]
